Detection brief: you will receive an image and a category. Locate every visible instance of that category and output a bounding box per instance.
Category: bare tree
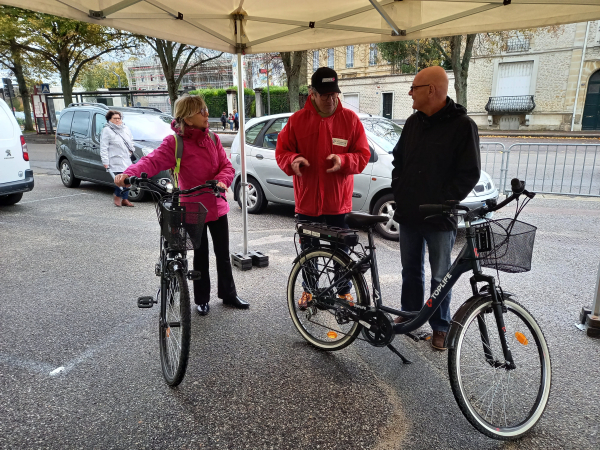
[144,38,224,112]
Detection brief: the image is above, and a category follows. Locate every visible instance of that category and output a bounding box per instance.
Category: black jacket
[391,97,480,231]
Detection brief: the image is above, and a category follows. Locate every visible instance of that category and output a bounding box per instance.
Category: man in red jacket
[276,67,370,308]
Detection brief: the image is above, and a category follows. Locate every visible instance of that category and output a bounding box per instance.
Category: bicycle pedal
[186,270,201,281]
[137,296,155,308]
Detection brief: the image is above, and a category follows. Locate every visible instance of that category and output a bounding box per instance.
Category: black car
[55,103,173,201]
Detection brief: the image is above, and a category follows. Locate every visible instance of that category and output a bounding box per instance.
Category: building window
[369,44,377,66]
[346,46,354,68]
[327,49,334,69]
[313,51,319,72]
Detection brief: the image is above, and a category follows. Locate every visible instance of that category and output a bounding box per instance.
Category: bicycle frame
[311,218,516,367]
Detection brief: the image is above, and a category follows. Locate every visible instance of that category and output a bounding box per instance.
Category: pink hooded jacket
[123,121,234,223]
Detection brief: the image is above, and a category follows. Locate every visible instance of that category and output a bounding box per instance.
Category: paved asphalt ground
[1,141,599,449]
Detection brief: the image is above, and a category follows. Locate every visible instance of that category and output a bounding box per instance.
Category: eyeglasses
[409,84,430,92]
[198,107,209,116]
[112,116,122,121]
[316,92,338,100]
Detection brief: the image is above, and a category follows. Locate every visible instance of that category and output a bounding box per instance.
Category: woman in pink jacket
[115,95,249,315]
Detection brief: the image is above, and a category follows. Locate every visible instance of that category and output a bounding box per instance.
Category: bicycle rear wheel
[287,247,367,351]
[159,269,191,386]
[448,297,551,440]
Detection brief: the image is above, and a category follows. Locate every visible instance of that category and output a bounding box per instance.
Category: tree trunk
[449,34,476,109]
[9,40,33,131]
[281,51,305,112]
[58,57,73,107]
[166,77,179,114]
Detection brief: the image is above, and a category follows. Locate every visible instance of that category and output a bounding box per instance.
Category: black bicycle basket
[159,199,208,251]
[473,218,536,273]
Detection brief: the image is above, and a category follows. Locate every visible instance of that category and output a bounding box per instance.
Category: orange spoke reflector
[327,331,338,339]
[515,331,528,345]
[166,328,171,338]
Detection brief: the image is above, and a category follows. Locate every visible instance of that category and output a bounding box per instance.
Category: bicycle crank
[360,310,395,347]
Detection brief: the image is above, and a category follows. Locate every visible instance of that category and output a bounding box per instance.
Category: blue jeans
[296,213,351,296]
[399,224,457,332]
[113,172,129,199]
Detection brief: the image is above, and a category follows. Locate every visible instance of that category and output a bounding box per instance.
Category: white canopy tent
[5,0,600,253]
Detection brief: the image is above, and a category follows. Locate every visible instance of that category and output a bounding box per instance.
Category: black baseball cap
[311,67,341,95]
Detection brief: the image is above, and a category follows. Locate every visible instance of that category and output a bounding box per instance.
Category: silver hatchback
[230,113,498,240]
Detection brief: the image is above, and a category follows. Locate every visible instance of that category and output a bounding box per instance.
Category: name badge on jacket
[332,138,348,147]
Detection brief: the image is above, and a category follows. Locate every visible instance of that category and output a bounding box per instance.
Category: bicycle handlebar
[418,178,535,220]
[124,173,225,196]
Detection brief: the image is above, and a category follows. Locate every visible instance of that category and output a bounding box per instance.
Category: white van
[0,98,34,205]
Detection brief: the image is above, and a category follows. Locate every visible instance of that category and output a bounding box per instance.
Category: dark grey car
[55,103,173,201]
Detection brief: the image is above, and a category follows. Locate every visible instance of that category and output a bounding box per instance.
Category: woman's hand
[216,181,228,192]
[104,164,109,169]
[114,173,130,187]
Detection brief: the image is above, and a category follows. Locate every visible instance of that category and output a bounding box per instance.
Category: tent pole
[237,52,249,255]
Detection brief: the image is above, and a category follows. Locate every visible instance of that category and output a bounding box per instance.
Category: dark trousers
[296,213,351,296]
[399,224,457,332]
[193,215,237,305]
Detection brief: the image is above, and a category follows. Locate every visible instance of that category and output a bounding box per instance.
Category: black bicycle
[287,178,551,440]
[127,173,224,386]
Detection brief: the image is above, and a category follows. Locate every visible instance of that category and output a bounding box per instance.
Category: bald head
[415,66,448,99]
[410,66,449,116]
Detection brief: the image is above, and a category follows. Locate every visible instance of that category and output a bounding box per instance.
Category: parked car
[231,113,498,240]
[55,103,172,201]
[0,98,34,206]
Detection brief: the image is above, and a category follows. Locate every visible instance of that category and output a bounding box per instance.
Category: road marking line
[20,193,89,204]
[0,352,56,374]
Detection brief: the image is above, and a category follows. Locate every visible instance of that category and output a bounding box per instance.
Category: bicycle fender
[446,291,516,350]
[291,247,371,306]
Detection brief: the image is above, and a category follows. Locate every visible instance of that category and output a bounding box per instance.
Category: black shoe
[223,295,249,309]
[196,303,210,316]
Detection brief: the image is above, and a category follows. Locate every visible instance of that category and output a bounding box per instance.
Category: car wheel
[60,159,81,188]
[372,193,400,241]
[236,178,267,213]
[127,186,146,202]
[0,193,23,206]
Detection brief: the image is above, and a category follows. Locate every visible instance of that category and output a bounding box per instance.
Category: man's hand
[291,156,310,177]
[326,154,341,173]
[114,173,130,188]
[103,164,109,169]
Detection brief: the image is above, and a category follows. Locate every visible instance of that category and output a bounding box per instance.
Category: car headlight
[141,147,154,156]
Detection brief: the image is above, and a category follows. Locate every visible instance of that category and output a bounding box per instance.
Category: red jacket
[275,99,370,216]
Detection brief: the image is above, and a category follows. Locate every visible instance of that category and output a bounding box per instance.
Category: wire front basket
[473,218,537,273]
[159,199,208,252]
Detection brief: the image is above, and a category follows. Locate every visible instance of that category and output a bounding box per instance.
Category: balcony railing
[485,95,536,114]
[506,38,530,53]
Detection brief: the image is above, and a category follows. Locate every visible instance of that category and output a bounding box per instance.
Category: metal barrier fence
[479,142,509,194]
[506,143,600,197]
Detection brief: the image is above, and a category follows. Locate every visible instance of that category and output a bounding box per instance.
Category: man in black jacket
[391,66,480,350]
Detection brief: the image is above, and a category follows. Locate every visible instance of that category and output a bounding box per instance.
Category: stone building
[308,22,600,131]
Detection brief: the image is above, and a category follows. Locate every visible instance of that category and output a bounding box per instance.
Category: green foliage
[377,40,447,73]
[78,60,129,91]
[260,85,308,115]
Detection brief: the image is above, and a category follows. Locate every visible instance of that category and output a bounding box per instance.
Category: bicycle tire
[159,269,191,386]
[287,247,367,351]
[448,297,551,440]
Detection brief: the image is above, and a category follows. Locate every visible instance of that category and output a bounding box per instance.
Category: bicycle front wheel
[448,298,551,440]
[287,247,367,351]
[159,269,191,386]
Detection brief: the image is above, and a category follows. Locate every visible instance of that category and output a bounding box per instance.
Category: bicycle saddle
[345,212,388,229]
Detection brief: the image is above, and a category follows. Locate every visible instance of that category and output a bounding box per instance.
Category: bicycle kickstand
[387,343,412,364]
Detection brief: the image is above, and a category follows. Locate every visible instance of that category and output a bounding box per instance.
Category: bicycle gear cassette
[360,310,395,347]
